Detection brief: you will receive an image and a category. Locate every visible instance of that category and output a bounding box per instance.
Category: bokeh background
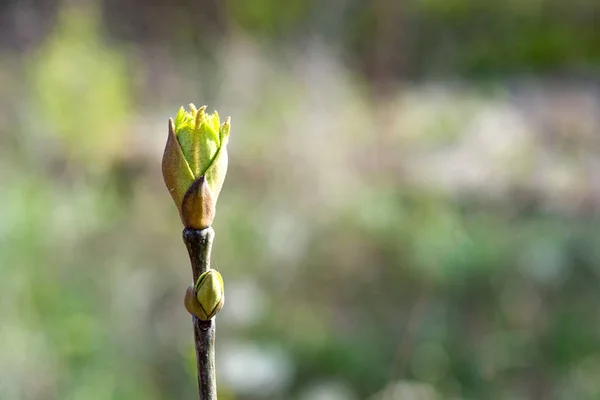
[1,0,600,399]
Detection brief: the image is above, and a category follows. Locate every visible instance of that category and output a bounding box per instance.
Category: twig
[183,227,217,400]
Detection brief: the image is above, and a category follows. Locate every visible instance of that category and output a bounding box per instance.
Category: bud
[184,269,225,321]
[162,104,230,229]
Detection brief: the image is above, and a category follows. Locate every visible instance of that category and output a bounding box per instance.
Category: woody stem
[182,227,217,400]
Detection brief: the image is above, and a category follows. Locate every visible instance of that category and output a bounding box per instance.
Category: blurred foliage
[1,1,600,400]
[31,3,132,173]
[101,0,600,79]
[226,0,313,37]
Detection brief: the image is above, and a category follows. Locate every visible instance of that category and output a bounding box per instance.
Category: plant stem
[183,227,217,400]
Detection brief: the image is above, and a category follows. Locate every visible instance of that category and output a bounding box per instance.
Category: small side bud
[184,269,225,321]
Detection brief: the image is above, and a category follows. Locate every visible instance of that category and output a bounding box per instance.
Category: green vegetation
[1,1,599,399]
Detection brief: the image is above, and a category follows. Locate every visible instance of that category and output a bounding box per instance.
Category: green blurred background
[1,0,600,399]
